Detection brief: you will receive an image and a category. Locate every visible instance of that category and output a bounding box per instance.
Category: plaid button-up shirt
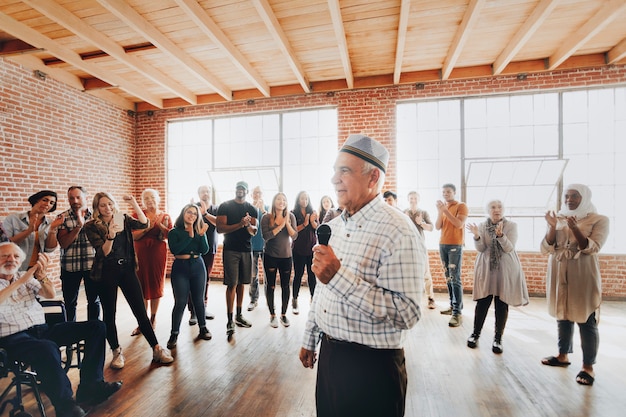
[58,209,95,272]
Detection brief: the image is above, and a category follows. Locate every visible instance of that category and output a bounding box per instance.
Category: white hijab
[557,184,597,219]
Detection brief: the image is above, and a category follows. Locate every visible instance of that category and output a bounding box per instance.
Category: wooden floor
[3,281,626,417]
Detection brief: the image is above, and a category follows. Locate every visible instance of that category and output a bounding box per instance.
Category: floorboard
[2,281,625,417]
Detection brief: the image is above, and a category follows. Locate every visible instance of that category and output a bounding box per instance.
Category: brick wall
[0,58,135,284]
[2,57,626,299]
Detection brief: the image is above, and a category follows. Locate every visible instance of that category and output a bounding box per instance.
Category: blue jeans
[557,312,599,366]
[171,257,207,334]
[439,244,463,314]
[249,251,263,303]
[60,269,101,322]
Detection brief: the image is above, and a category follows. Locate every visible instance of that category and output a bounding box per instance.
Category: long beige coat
[471,220,529,307]
[540,213,609,323]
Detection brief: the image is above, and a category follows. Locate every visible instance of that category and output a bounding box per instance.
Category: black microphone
[316,224,332,245]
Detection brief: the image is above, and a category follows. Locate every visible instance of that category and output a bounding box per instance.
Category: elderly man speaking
[299,134,425,417]
[0,242,121,417]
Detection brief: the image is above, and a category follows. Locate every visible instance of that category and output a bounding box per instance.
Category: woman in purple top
[261,193,298,327]
[291,191,318,314]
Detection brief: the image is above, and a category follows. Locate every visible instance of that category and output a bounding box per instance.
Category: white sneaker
[110,347,125,369]
[153,345,174,364]
[247,301,258,311]
[269,316,278,328]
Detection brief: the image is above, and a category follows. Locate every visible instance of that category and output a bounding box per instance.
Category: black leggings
[293,252,315,299]
[264,255,292,315]
[94,263,159,349]
[472,295,509,339]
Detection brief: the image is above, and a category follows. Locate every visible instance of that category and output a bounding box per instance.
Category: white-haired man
[0,242,121,417]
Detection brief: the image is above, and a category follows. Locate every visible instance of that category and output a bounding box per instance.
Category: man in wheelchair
[0,242,121,417]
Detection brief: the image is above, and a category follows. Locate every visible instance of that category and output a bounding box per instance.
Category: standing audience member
[465,200,528,353]
[167,204,212,348]
[261,193,298,328]
[540,184,609,386]
[4,190,63,271]
[318,196,335,225]
[291,191,318,313]
[248,186,268,312]
[300,134,424,417]
[84,192,173,368]
[435,183,468,327]
[130,189,172,336]
[189,184,218,324]
[0,242,121,417]
[322,204,343,224]
[405,191,436,309]
[56,186,101,321]
[216,181,258,338]
[383,190,398,208]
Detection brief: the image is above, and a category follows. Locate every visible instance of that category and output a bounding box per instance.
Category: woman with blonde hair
[85,192,174,369]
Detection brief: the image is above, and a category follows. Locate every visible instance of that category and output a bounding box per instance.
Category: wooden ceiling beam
[548,0,626,70]
[327,0,353,89]
[23,0,197,105]
[252,0,310,93]
[493,0,559,75]
[607,36,626,64]
[96,0,232,101]
[0,39,43,56]
[175,0,270,97]
[0,10,162,108]
[442,0,486,80]
[393,0,411,85]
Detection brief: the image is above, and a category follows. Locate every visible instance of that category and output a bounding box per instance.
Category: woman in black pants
[465,200,528,353]
[262,193,298,327]
[85,192,174,369]
[291,191,318,314]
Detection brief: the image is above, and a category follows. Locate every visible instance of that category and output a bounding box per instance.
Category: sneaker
[427,298,436,309]
[247,301,258,311]
[492,338,503,354]
[467,333,479,349]
[269,316,279,328]
[235,315,252,328]
[167,334,178,349]
[280,315,290,327]
[110,347,125,369]
[448,314,462,327]
[440,307,453,315]
[153,345,174,364]
[226,321,236,336]
[189,314,198,326]
[199,327,212,340]
[205,310,215,320]
[292,298,299,315]
[76,380,122,405]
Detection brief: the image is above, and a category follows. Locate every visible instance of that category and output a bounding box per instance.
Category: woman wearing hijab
[3,190,64,270]
[540,184,609,386]
[465,200,528,353]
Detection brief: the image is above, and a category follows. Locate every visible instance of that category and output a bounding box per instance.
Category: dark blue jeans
[439,244,464,314]
[60,269,101,322]
[293,253,315,299]
[558,312,599,366]
[171,257,207,333]
[0,320,105,410]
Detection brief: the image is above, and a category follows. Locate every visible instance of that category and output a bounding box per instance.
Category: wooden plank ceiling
[1,0,625,111]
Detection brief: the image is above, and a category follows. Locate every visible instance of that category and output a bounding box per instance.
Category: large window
[167,108,337,217]
[397,87,626,253]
